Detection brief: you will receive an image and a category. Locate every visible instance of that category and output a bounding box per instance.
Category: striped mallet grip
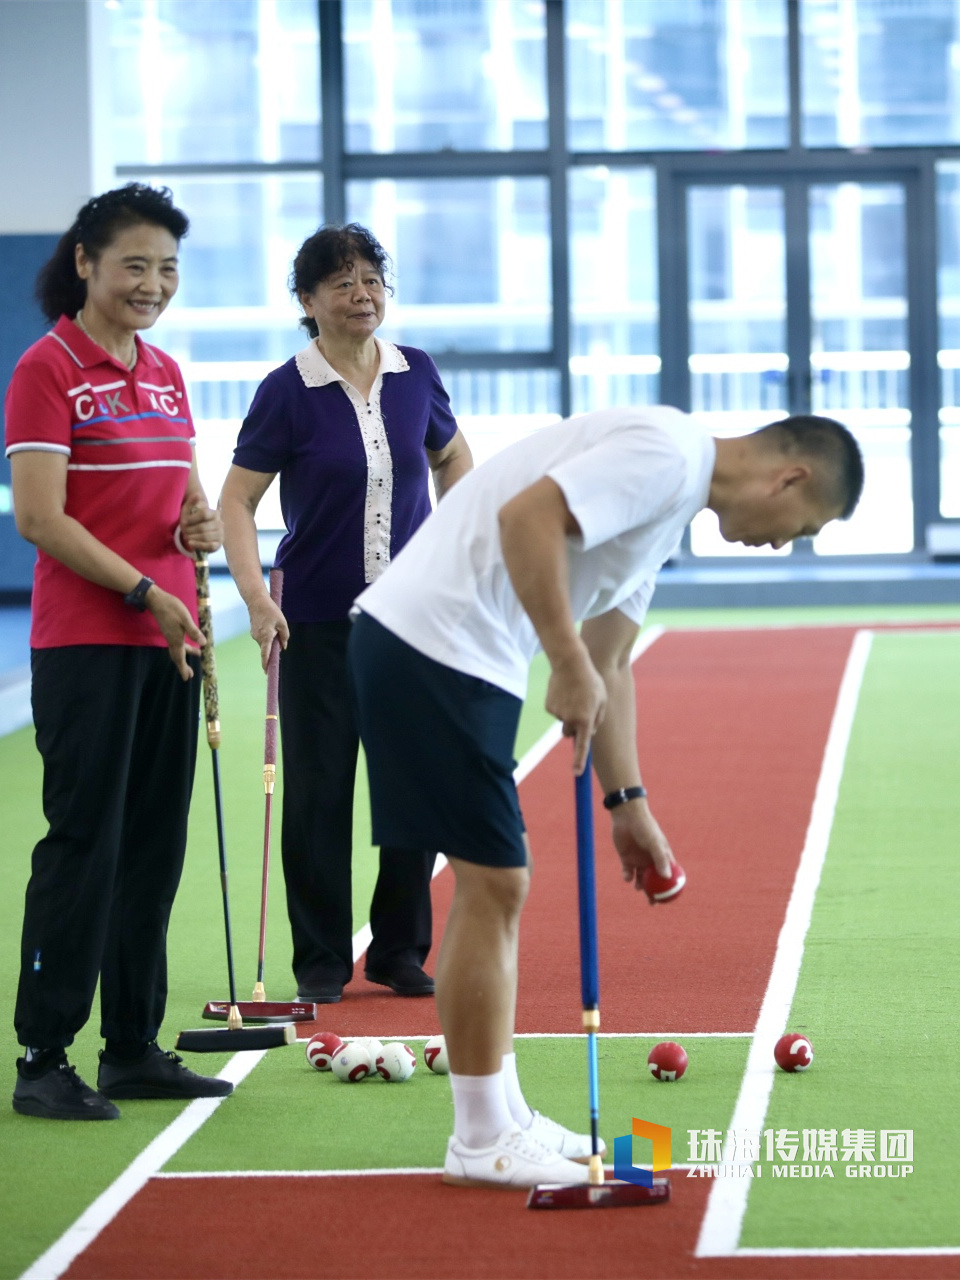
[263,569,284,794]
[194,553,220,749]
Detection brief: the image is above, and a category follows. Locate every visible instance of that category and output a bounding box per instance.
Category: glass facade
[567,0,789,151]
[112,0,321,164]
[108,0,960,554]
[346,177,552,352]
[801,0,960,148]
[343,0,548,152]
[568,166,659,414]
[937,161,960,518]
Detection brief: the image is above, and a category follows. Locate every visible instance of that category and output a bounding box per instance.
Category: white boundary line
[18,1051,264,1280]
[20,630,669,1280]
[737,1247,960,1258]
[695,629,874,1260]
[338,1030,751,1041]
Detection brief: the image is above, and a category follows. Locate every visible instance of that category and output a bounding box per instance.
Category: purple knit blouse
[233,341,458,623]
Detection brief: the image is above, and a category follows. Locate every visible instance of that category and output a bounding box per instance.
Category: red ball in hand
[641,860,686,904]
[774,1033,814,1072]
[648,1041,688,1082]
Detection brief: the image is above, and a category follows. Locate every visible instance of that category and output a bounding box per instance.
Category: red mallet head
[774,1033,814,1072]
[305,1030,344,1072]
[647,1040,688,1082]
[641,860,686,904]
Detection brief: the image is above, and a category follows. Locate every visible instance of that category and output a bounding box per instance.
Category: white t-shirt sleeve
[546,424,688,552]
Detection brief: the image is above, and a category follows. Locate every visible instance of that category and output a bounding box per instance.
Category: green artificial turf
[647,602,960,630]
[3,614,960,1276]
[166,1034,750,1174]
[740,631,960,1249]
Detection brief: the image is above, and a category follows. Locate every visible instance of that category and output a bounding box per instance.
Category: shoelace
[503,1127,559,1162]
[531,1111,565,1134]
[143,1042,187,1070]
[56,1061,89,1093]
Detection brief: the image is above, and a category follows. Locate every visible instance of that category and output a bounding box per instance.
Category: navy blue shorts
[348,612,527,868]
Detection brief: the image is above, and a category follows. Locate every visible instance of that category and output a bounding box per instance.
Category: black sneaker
[97,1042,234,1100]
[295,978,343,1004]
[13,1053,120,1120]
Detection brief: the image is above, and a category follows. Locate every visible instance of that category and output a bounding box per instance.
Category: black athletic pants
[15,646,200,1051]
[279,620,435,988]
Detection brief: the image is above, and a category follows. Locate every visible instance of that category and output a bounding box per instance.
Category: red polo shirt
[4,316,199,648]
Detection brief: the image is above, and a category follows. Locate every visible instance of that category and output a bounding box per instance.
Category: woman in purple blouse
[220,225,472,1004]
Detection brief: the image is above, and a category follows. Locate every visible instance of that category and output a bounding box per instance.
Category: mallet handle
[575,754,604,1178]
[263,569,283,785]
[194,553,220,749]
[256,569,284,995]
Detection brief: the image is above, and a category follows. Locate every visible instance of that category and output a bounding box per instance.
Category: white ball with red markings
[423,1034,449,1074]
[376,1042,417,1082]
[331,1040,375,1082]
[352,1037,384,1063]
[775,1033,814,1072]
[305,1030,344,1072]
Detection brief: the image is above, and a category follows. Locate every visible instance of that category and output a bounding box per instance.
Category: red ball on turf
[647,1041,688,1082]
[641,861,686,904]
[774,1033,814,1072]
[305,1030,344,1072]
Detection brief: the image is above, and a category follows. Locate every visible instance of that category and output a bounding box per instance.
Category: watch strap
[602,784,648,811]
[123,576,155,611]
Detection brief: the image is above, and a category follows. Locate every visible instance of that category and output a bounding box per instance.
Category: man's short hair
[756,414,865,519]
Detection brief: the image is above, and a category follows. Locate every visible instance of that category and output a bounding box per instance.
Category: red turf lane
[67,627,951,1280]
[295,627,854,1041]
[510,627,855,1033]
[65,1173,960,1280]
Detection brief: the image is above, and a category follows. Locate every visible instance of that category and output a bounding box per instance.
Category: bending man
[348,407,864,1188]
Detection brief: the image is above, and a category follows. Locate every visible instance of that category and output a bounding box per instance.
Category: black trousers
[279,620,435,988]
[15,646,200,1051]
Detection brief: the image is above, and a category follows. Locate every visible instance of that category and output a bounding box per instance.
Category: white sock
[450,1071,514,1148]
[502,1051,535,1127]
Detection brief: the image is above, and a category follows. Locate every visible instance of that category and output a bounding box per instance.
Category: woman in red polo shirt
[5,184,232,1119]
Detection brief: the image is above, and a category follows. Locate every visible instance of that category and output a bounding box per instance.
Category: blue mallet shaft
[575,753,604,1183]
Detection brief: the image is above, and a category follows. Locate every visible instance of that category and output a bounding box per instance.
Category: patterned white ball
[353,1037,384,1063]
[305,1030,344,1072]
[331,1041,375,1082]
[376,1042,417,1082]
[423,1034,449,1074]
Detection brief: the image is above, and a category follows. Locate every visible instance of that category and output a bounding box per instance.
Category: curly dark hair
[35,183,190,323]
[289,223,394,337]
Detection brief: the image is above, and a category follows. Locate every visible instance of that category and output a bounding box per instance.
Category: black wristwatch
[602,785,648,811]
[123,576,155,611]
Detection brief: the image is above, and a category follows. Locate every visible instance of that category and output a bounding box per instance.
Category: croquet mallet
[201,568,315,1025]
[527,750,670,1208]
[177,553,295,1053]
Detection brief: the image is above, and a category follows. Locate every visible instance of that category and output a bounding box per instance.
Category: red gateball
[641,860,686,904]
[774,1033,814,1072]
[648,1040,688,1082]
[305,1030,344,1072]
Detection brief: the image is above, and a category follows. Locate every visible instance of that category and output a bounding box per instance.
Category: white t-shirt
[355,405,715,699]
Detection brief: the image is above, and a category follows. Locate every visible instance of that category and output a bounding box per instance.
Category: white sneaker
[443,1124,592,1188]
[526,1110,606,1163]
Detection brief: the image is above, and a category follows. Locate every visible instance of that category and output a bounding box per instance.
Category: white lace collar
[293,336,410,389]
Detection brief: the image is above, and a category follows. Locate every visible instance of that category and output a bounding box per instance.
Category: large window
[343,0,548,152]
[801,0,960,147]
[110,0,960,556]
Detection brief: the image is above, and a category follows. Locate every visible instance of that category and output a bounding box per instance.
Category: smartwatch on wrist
[123,576,155,611]
[602,785,647,811]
